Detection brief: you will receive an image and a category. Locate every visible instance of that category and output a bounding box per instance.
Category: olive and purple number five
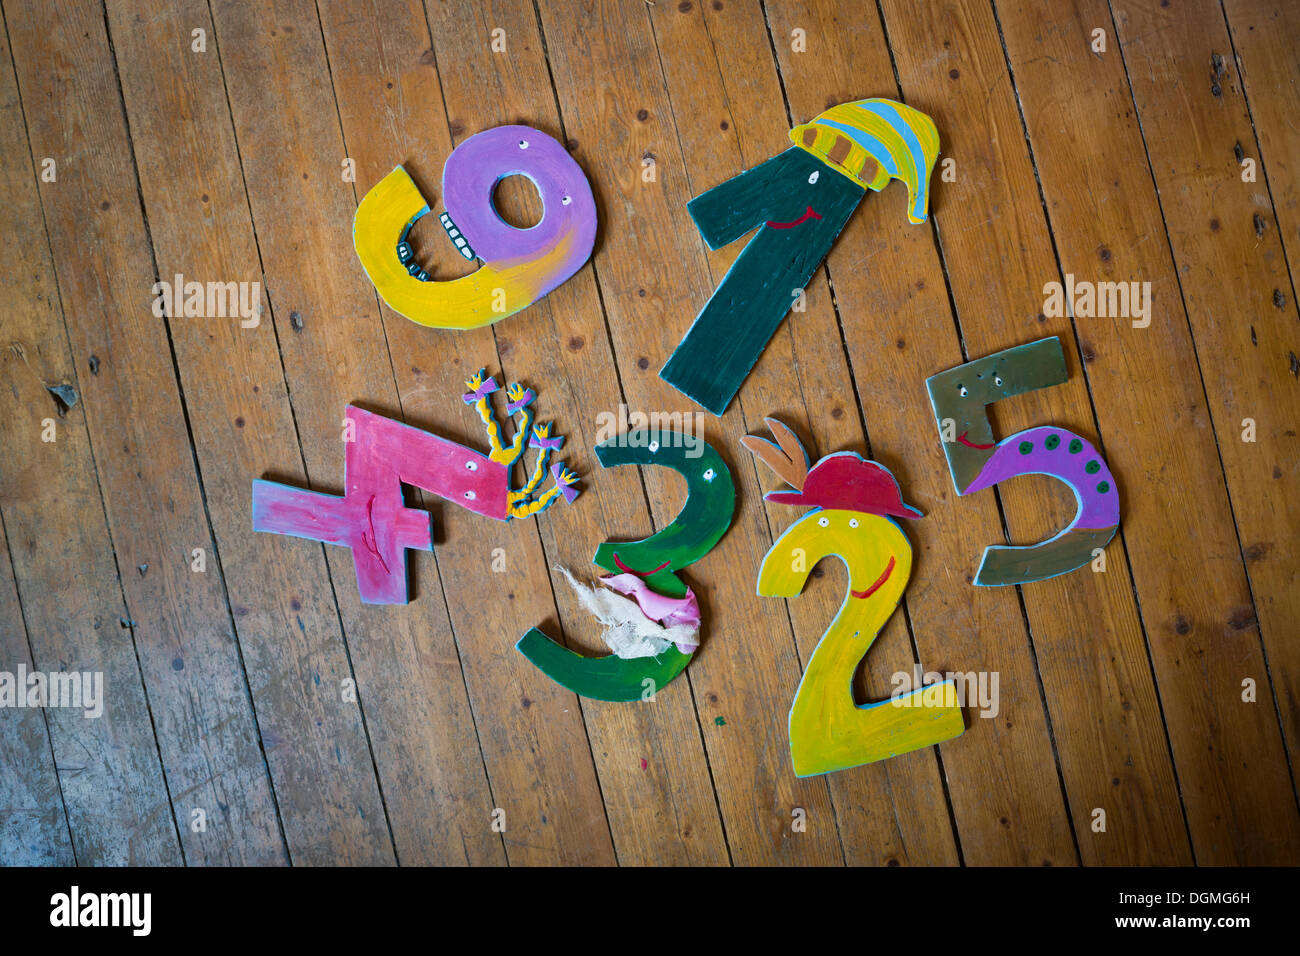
[925,336,1120,586]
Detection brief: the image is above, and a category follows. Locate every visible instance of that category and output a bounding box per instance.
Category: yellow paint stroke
[790,98,939,224]
[758,509,964,776]
[354,166,577,330]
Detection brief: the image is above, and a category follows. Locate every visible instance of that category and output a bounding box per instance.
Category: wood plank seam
[0,512,77,864]
[313,0,613,864]
[761,0,1077,863]
[1200,0,1300,783]
[1,3,188,862]
[1219,3,1300,322]
[980,0,1200,858]
[645,2,891,865]
[1100,1,1293,805]
[990,0,1299,861]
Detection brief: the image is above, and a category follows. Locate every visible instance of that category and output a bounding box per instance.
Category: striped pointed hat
[790,98,939,224]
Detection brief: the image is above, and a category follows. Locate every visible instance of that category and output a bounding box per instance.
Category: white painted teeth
[440,211,476,260]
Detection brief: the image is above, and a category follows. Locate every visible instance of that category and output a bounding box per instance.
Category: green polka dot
[1096,481,1110,493]
[1045,434,1061,450]
[1085,460,1101,474]
[1068,438,1083,454]
[1018,441,1034,455]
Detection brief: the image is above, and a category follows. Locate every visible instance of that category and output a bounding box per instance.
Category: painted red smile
[957,431,995,450]
[765,205,821,229]
[851,555,896,600]
[611,552,671,577]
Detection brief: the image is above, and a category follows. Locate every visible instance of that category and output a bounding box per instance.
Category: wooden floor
[2,0,1298,867]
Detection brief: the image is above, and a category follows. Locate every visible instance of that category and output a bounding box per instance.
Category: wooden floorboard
[1112,0,1300,805]
[649,0,961,866]
[412,0,730,865]
[1220,0,1300,758]
[994,0,1300,864]
[878,0,1190,865]
[5,0,268,865]
[0,517,74,865]
[0,0,1295,866]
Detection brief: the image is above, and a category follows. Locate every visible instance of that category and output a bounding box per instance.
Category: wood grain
[2,0,1296,866]
[5,0,276,865]
[649,0,960,866]
[878,0,1189,864]
[1223,0,1300,264]
[0,513,73,865]
[415,0,727,865]
[994,0,1300,863]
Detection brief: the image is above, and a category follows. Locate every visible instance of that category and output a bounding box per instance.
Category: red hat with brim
[765,453,923,519]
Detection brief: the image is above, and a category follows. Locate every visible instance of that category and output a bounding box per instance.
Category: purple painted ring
[442,125,597,284]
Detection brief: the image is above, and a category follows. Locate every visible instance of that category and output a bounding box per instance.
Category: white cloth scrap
[554,566,700,660]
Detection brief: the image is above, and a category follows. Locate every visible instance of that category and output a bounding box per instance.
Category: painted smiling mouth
[851,555,896,600]
[439,210,477,260]
[957,431,995,450]
[612,553,671,577]
[765,205,822,229]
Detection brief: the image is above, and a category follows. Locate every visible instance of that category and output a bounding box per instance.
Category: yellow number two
[744,419,965,777]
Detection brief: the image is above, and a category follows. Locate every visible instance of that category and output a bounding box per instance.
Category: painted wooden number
[252,370,579,604]
[516,428,736,701]
[660,99,940,415]
[926,337,1120,586]
[745,419,964,776]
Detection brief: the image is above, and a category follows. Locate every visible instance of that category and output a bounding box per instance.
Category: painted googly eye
[994,375,1003,387]
[465,461,478,471]
[817,516,829,528]
[849,518,859,529]
[703,467,716,482]
[464,490,477,500]
[648,440,660,453]
[808,170,820,184]
[561,195,572,205]
[518,139,529,149]
[958,385,969,397]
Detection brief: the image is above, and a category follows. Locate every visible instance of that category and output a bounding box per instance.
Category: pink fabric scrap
[600,573,701,653]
